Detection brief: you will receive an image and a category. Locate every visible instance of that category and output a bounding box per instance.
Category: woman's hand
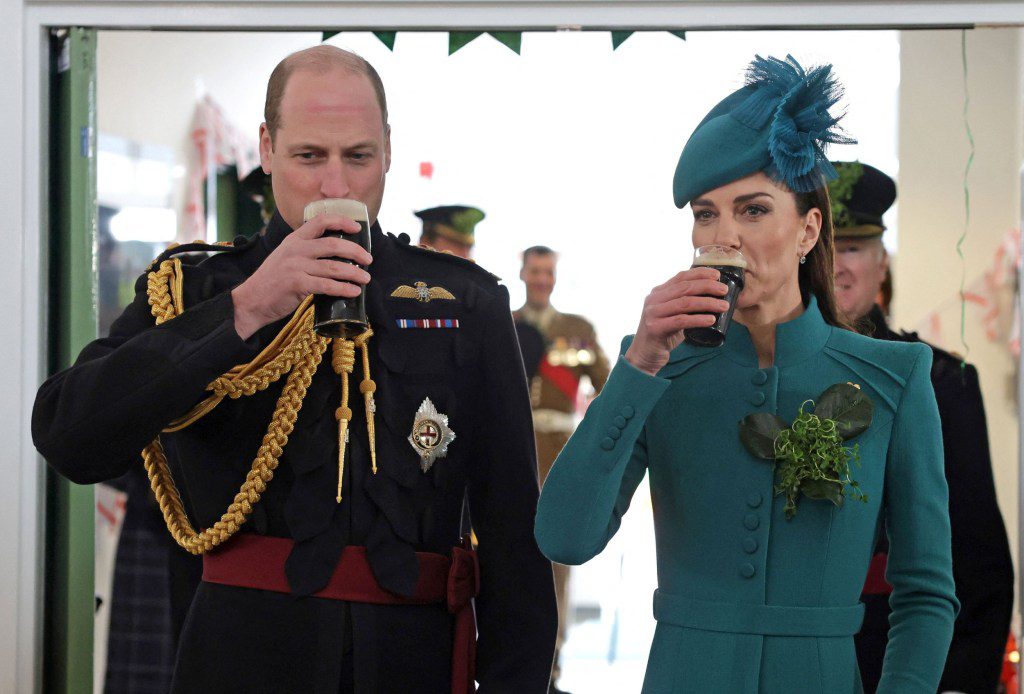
[624,268,730,376]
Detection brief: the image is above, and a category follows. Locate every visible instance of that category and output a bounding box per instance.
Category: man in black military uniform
[830,162,1013,694]
[33,45,556,693]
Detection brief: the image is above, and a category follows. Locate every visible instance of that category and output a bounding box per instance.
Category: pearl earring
[799,255,807,265]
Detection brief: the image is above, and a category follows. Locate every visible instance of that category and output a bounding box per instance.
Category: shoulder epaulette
[146,235,256,273]
[390,233,501,283]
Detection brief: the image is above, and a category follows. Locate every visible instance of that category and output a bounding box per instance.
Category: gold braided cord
[331,329,377,503]
[147,258,325,432]
[142,256,330,553]
[355,331,379,475]
[142,338,326,553]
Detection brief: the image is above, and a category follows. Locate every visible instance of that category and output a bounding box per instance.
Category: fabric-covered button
[613,415,627,428]
[600,437,615,451]
[742,537,758,554]
[621,406,635,419]
[740,563,756,579]
[749,392,766,406]
[743,514,760,530]
[747,493,763,508]
[751,370,768,386]
[606,426,621,439]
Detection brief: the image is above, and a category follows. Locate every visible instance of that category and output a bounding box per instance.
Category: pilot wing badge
[408,397,456,472]
[390,281,456,303]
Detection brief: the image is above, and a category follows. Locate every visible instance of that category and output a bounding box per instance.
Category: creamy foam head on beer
[692,246,747,269]
[303,198,368,223]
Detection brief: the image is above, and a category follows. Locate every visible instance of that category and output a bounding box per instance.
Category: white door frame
[6,3,1024,692]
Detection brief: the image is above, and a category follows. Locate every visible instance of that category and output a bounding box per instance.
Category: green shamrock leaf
[738,413,788,460]
[813,383,873,440]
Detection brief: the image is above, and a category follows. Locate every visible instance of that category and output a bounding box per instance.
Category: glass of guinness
[683,245,747,348]
[303,198,371,338]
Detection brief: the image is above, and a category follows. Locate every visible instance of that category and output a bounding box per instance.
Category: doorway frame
[5,2,1024,692]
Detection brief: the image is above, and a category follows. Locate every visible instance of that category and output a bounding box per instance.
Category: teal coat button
[744,514,759,530]
[621,405,635,419]
[607,426,621,439]
[740,563,756,579]
[600,437,615,451]
[743,537,759,554]
[747,493,763,508]
[752,370,768,386]
[749,392,766,406]
[613,415,627,428]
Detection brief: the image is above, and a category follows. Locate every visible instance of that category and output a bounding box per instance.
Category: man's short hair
[264,45,388,144]
[522,245,557,268]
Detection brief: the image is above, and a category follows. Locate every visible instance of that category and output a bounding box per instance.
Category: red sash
[202,534,480,694]
[538,357,581,402]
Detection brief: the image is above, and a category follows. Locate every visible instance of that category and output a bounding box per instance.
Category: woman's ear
[800,207,822,256]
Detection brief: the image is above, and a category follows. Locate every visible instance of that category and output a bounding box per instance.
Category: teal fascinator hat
[673,55,854,209]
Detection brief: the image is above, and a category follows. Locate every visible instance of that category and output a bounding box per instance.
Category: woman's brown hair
[794,184,853,331]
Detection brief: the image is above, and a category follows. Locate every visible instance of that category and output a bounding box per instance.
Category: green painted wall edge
[46,26,98,694]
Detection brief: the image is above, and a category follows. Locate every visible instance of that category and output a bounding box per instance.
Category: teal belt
[653,589,865,637]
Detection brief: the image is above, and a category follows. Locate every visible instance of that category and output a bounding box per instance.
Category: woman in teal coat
[534,56,958,693]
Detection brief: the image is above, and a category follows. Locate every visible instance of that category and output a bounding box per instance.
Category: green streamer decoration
[374,31,397,51]
[612,31,634,49]
[671,31,687,41]
[449,31,484,55]
[488,31,522,54]
[322,31,341,42]
[958,29,974,361]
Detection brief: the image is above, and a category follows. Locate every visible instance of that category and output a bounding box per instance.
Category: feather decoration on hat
[733,54,855,193]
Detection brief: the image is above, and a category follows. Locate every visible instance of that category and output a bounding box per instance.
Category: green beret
[829,162,896,239]
[414,205,486,247]
[673,55,854,209]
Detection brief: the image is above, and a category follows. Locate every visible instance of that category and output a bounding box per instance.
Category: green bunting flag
[611,31,634,49]
[374,31,397,51]
[488,31,522,54]
[448,31,484,55]
[326,29,683,55]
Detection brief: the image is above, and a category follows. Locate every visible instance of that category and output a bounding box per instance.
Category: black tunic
[33,213,557,693]
[854,306,1013,693]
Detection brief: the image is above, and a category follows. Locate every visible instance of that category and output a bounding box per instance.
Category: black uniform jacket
[855,306,1013,694]
[33,213,557,693]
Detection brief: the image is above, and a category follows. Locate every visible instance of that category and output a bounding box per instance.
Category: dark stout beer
[304,198,371,338]
[683,245,747,348]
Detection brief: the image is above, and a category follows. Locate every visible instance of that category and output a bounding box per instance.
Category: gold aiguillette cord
[331,330,378,503]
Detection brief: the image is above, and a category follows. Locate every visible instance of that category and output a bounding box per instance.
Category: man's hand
[231,214,373,340]
[624,268,729,376]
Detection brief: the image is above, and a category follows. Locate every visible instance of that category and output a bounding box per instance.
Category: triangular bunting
[374,31,397,51]
[449,32,484,55]
[322,31,341,42]
[611,31,634,49]
[670,30,687,41]
[488,31,522,54]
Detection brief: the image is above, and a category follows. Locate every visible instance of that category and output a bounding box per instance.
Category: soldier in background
[514,245,610,694]
[415,205,484,259]
[831,161,1014,693]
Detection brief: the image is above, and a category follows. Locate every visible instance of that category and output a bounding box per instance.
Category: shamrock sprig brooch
[739,383,873,518]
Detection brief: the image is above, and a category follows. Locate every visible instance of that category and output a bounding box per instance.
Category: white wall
[896,28,1023,600]
[2,0,41,690]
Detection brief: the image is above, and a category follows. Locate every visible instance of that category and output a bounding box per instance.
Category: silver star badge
[408,397,456,472]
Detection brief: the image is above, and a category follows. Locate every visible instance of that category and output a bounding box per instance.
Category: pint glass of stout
[682,245,747,348]
[303,198,371,338]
